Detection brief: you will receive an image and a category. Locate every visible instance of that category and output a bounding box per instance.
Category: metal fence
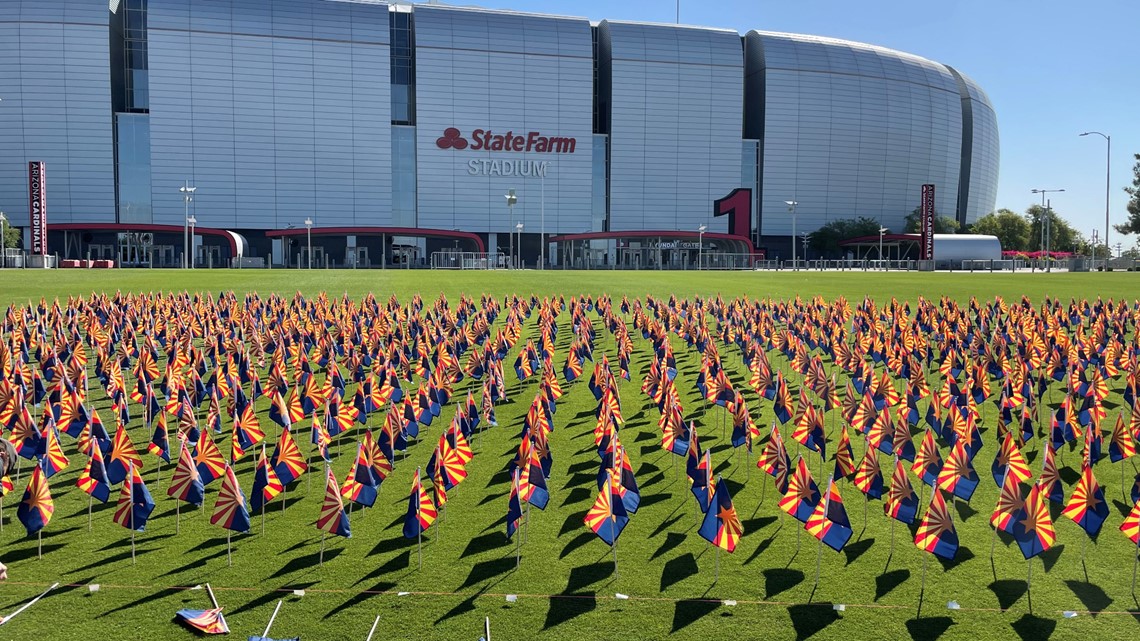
[430,251,508,270]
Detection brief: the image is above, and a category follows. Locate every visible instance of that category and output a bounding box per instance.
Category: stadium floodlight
[785,201,798,270]
[515,221,524,270]
[505,190,518,268]
[180,181,196,269]
[697,224,708,270]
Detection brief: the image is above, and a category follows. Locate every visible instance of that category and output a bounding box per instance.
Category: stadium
[0,0,998,268]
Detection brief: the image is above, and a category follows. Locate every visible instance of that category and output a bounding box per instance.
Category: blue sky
[456,0,1139,247]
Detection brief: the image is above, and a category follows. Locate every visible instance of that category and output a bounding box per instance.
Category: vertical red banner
[920,184,935,260]
[28,161,48,256]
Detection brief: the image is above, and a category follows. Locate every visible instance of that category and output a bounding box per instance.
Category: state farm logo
[436,127,468,150]
[435,128,577,154]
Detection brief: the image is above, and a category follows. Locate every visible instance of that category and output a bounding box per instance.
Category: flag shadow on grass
[787,603,840,641]
[558,510,589,537]
[354,550,411,587]
[987,579,1027,610]
[560,487,593,508]
[874,569,910,601]
[232,581,316,616]
[271,548,342,579]
[660,552,698,591]
[1010,613,1056,641]
[325,580,396,620]
[843,537,875,566]
[559,531,596,559]
[1063,580,1112,616]
[650,532,687,562]
[671,599,720,634]
[905,616,954,641]
[97,587,182,618]
[936,545,974,572]
[157,548,228,577]
[461,530,510,557]
[565,560,615,594]
[544,593,597,630]
[69,548,154,574]
[5,543,66,564]
[763,567,804,599]
[459,557,516,590]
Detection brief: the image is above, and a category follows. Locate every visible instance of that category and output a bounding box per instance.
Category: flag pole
[226,531,232,567]
[88,494,93,531]
[813,475,833,593]
[319,530,326,567]
[1026,557,1033,613]
[365,615,381,641]
[129,462,137,564]
[262,600,282,638]
[417,467,423,571]
[176,500,181,535]
[1131,534,1139,594]
[38,530,42,560]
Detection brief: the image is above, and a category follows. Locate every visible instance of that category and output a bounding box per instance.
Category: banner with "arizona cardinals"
[28,161,48,256]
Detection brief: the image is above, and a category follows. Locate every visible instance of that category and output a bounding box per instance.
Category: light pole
[878,227,888,270]
[540,171,546,270]
[187,215,196,268]
[180,180,196,269]
[697,224,707,270]
[505,189,517,267]
[0,211,6,269]
[1031,188,1064,271]
[785,200,798,269]
[801,232,809,268]
[1080,132,1110,270]
[304,217,313,269]
[515,222,524,269]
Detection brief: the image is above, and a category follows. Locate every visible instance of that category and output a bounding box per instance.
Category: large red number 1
[713,188,752,239]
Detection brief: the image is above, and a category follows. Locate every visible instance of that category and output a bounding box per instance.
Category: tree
[1025,204,1083,253]
[903,208,959,234]
[968,209,1032,251]
[1119,153,1140,236]
[807,217,884,258]
[1,218,19,250]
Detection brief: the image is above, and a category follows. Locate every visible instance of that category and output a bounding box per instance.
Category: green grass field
[3,270,1140,641]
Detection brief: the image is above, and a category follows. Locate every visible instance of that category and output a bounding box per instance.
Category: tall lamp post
[801,232,809,268]
[540,171,546,270]
[785,200,798,270]
[515,222,524,270]
[304,217,313,269]
[1080,131,1110,271]
[0,211,7,270]
[505,189,517,268]
[878,227,888,270]
[180,180,196,269]
[187,215,196,268]
[1031,188,1064,272]
[697,224,707,270]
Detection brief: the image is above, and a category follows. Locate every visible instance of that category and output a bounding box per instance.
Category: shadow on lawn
[1064,579,1112,616]
[671,599,720,634]
[660,552,698,591]
[763,567,804,599]
[988,579,1027,610]
[905,616,954,641]
[875,568,910,601]
[543,594,597,630]
[271,548,341,579]
[650,532,687,561]
[787,603,840,641]
[1010,613,1056,641]
[232,581,316,616]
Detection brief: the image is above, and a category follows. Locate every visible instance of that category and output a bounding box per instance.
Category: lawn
[2,269,1140,641]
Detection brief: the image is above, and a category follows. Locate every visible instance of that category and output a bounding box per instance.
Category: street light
[0,211,6,270]
[1031,188,1064,272]
[801,232,809,267]
[697,224,707,270]
[785,201,798,270]
[878,227,888,270]
[515,222,524,270]
[505,189,518,268]
[186,215,196,268]
[180,180,196,269]
[304,217,313,269]
[540,171,546,270]
[1080,131,1111,270]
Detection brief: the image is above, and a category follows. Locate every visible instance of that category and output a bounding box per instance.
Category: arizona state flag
[833,424,856,479]
[168,438,206,507]
[1011,481,1056,559]
[401,468,436,539]
[911,428,943,487]
[853,443,884,500]
[37,422,69,479]
[779,457,820,523]
[935,440,979,501]
[113,463,156,532]
[106,422,143,485]
[698,476,743,553]
[991,471,1025,534]
[148,411,171,463]
[506,469,523,540]
[193,430,227,486]
[757,423,791,493]
[77,438,112,503]
[16,464,54,536]
[1061,462,1109,537]
[885,458,918,525]
[915,488,959,560]
[270,425,308,485]
[1038,442,1064,504]
[805,479,854,552]
[1121,497,1140,544]
[209,464,251,533]
[250,444,284,512]
[584,476,629,546]
[318,466,352,539]
[992,431,1031,487]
